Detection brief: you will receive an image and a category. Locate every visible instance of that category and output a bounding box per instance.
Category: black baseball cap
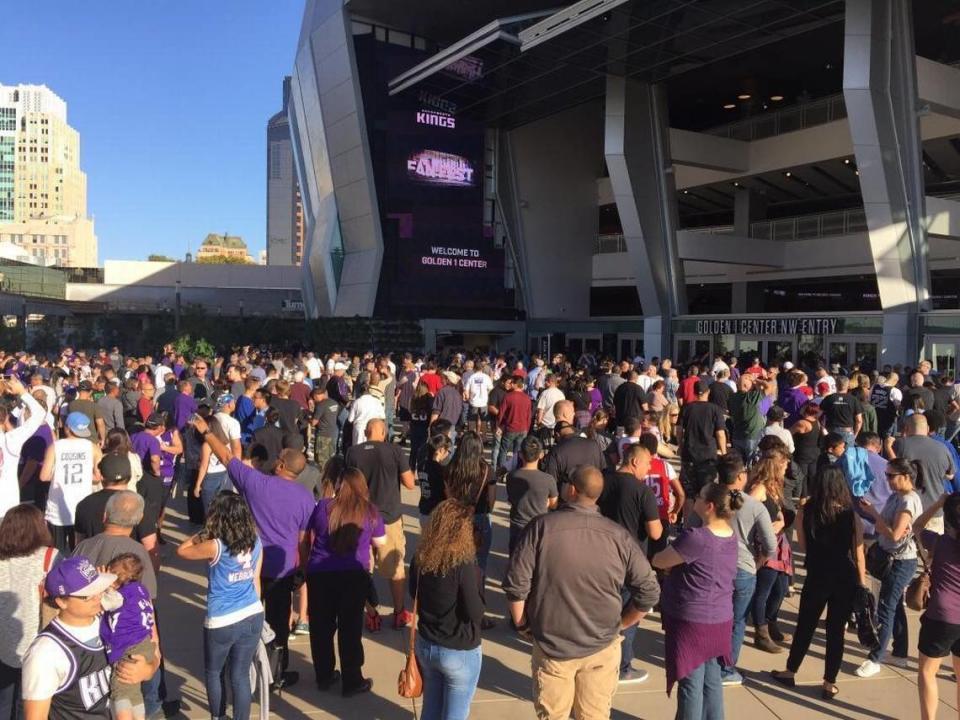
[144,413,165,429]
[99,453,132,484]
[695,379,711,395]
[77,380,93,392]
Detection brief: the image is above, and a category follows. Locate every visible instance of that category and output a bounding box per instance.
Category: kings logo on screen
[406,149,475,187]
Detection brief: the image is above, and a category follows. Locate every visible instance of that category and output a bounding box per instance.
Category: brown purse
[398,574,423,699]
[906,538,932,612]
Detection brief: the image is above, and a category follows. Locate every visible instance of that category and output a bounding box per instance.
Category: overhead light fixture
[682,190,689,194]
[785,171,792,177]
[723,103,736,109]
[737,94,751,100]
[733,182,740,187]
[844,159,851,164]
[855,170,860,175]
[770,95,784,102]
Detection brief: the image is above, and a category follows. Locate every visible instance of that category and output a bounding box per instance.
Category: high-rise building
[266,77,304,266]
[0,84,97,267]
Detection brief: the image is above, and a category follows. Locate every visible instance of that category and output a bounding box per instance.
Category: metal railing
[749,207,867,241]
[705,94,847,141]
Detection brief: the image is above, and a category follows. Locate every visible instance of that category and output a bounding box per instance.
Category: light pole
[174,279,182,334]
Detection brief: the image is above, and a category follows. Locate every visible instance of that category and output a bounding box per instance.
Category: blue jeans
[752,567,788,627]
[722,569,756,674]
[491,432,504,472]
[0,659,21,720]
[203,613,264,720]
[415,636,482,720]
[200,470,228,515]
[869,557,917,663]
[676,657,723,720]
[499,431,526,470]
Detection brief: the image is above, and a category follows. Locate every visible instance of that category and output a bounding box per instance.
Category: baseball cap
[65,412,91,438]
[99,453,132,483]
[442,371,461,385]
[45,556,116,599]
[77,380,93,392]
[694,379,711,395]
[767,405,786,421]
[215,393,235,410]
[511,368,526,378]
[144,412,165,429]
[782,361,795,370]
[333,362,348,371]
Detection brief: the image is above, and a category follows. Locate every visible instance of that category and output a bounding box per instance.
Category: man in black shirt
[903,371,935,416]
[819,375,863,445]
[543,422,606,495]
[708,369,734,415]
[345,418,416,628]
[677,379,727,505]
[612,371,648,430]
[309,385,340,469]
[599,443,662,683]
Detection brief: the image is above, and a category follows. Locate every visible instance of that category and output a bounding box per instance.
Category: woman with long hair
[318,454,345,500]
[411,499,484,720]
[771,466,868,700]
[0,505,58,720]
[305,467,384,697]
[105,427,143,488]
[856,457,924,677]
[663,403,681,445]
[746,454,793,652]
[409,382,434,471]
[586,409,613,456]
[176,493,264,720]
[915,492,960,719]
[193,416,230,514]
[653,483,741,719]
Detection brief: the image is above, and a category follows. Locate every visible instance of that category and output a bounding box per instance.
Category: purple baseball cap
[44,556,116,598]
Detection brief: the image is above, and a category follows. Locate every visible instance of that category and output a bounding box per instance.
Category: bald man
[892,413,955,533]
[192,414,313,690]
[505,465,660,716]
[345,417,417,629]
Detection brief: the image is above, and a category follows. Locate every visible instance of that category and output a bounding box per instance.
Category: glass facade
[0,136,14,221]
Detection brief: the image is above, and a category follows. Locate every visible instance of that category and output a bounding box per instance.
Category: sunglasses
[885,472,902,479]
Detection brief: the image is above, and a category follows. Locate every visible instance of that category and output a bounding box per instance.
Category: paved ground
[153,485,960,719]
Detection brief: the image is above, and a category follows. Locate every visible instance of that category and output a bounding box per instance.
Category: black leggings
[786,574,856,683]
[307,570,368,690]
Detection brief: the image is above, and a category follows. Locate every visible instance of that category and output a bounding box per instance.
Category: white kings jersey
[45,438,95,526]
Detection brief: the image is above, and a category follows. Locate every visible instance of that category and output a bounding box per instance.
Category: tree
[196,255,252,265]
[147,254,177,262]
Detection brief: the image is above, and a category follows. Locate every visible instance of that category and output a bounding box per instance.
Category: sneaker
[293,621,310,636]
[342,678,373,698]
[887,655,909,669]
[393,609,414,629]
[855,660,882,678]
[618,668,649,684]
[365,610,382,633]
[721,670,744,687]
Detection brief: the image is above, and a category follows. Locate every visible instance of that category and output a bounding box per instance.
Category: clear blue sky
[0,1,304,262]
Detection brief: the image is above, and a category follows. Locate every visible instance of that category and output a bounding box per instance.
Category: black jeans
[307,570,368,690]
[0,659,20,720]
[261,574,295,672]
[786,573,856,683]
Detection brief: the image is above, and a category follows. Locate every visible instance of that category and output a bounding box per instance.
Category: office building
[267,77,305,266]
[197,233,253,263]
[0,84,97,267]
[289,0,960,367]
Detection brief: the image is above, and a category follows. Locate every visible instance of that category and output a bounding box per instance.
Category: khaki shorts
[372,518,406,581]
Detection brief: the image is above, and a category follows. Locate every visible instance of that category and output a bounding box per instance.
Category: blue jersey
[206,537,263,628]
[100,582,154,664]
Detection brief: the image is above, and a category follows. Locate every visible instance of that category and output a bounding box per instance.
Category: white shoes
[855,660,882,678]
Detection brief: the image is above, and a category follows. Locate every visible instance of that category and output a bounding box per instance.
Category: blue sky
[0,1,304,262]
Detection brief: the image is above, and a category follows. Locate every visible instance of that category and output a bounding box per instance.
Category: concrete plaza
[153,486,958,719]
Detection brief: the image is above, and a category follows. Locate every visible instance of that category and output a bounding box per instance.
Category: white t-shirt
[45,438,95,526]
[636,375,655,393]
[347,394,386,446]
[21,617,101,702]
[0,393,44,519]
[536,387,566,428]
[466,372,494,408]
[215,412,242,446]
[305,357,323,380]
[762,424,795,455]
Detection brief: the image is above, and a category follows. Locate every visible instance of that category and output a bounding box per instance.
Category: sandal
[821,683,839,700]
[769,670,796,688]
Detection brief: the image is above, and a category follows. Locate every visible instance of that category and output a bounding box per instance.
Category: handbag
[397,573,423,700]
[866,541,892,580]
[906,538,933,612]
[849,514,880,650]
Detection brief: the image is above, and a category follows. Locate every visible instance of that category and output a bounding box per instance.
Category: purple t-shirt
[306,497,386,574]
[927,534,960,624]
[227,459,314,579]
[21,423,54,464]
[172,393,197,431]
[100,581,154,664]
[131,431,161,469]
[661,527,738,624]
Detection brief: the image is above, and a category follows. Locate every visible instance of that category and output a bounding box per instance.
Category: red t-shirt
[419,372,444,396]
[680,376,700,404]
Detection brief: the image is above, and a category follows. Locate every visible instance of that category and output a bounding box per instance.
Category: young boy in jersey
[638,432,684,558]
[100,553,156,720]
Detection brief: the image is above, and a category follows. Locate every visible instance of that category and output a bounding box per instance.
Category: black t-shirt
[903,386,935,414]
[312,398,341,438]
[598,470,660,549]
[345,441,410,524]
[74,489,156,542]
[506,467,558,529]
[934,385,954,415]
[417,447,447,516]
[136,473,166,535]
[820,392,863,429]
[613,382,647,426]
[488,386,506,412]
[708,382,734,415]
[680,401,725,464]
[409,560,483,651]
[543,435,606,490]
[251,425,284,472]
[271,396,303,437]
[472,465,497,515]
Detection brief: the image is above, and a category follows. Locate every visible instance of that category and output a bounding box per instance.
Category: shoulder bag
[398,573,423,701]
[866,541,892,580]
[906,537,933,612]
[848,514,880,650]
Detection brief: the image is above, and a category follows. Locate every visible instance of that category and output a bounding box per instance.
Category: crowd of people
[0,344,958,719]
